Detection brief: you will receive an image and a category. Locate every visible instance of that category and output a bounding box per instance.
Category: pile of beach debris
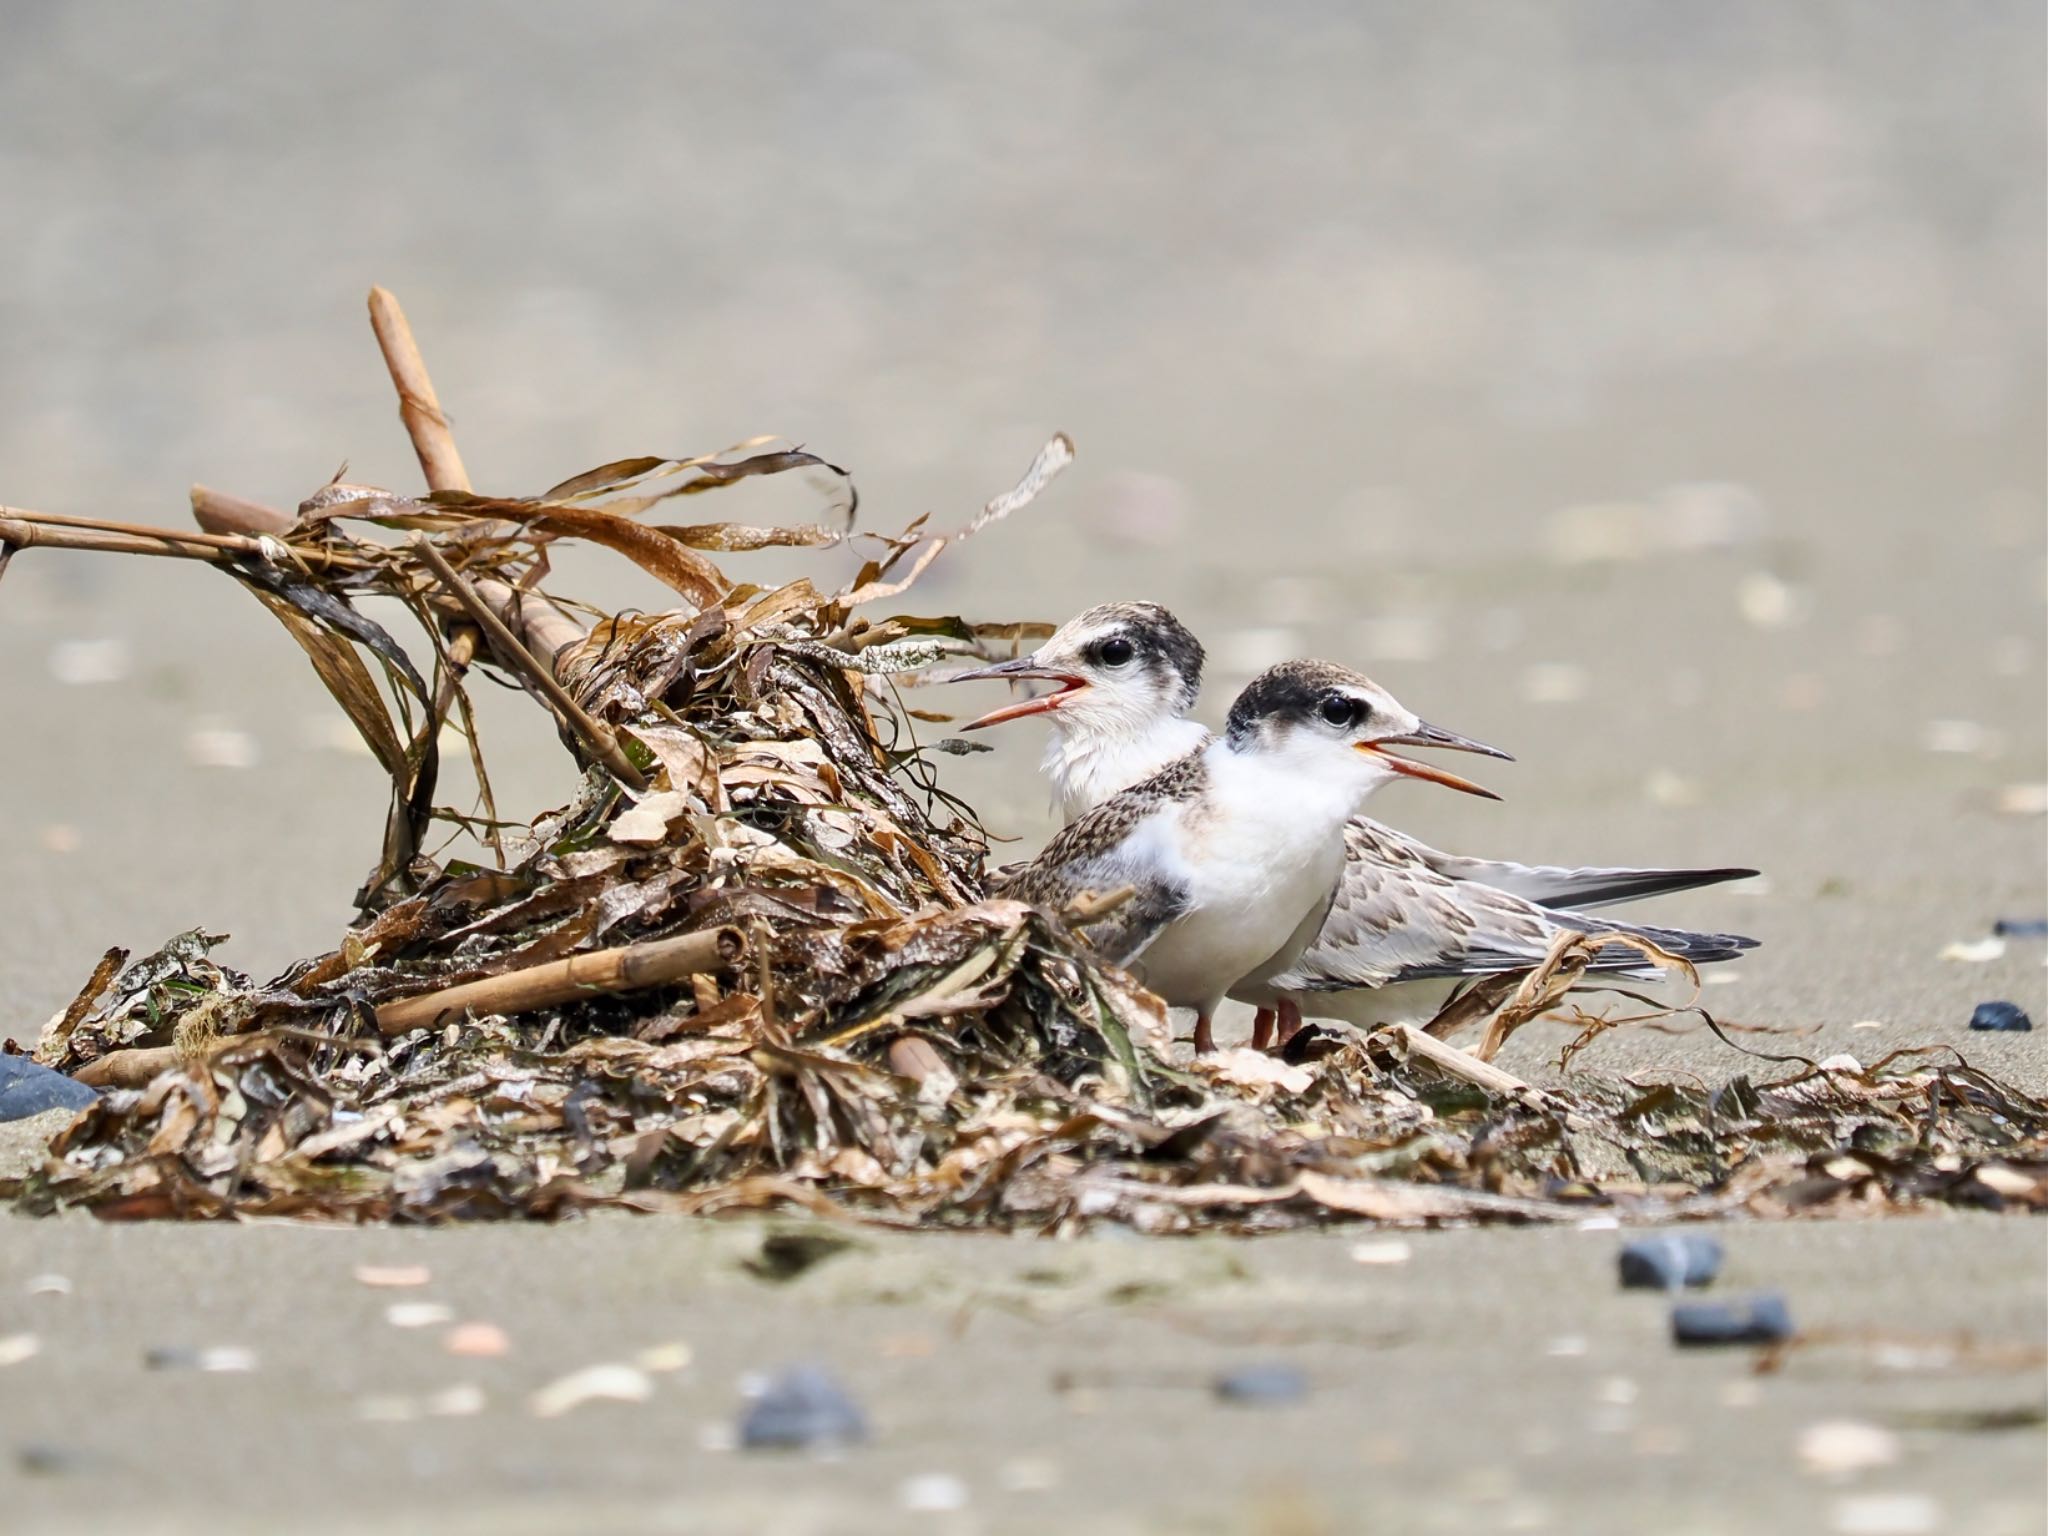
[3,291,2042,1228]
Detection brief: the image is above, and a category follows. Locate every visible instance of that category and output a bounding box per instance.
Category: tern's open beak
[1355,719,1511,799]
[946,655,1090,730]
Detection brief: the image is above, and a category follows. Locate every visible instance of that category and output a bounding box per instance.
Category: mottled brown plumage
[1270,820,1759,992]
[1005,751,1207,964]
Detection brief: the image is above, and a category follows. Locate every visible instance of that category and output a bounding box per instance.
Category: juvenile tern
[1005,659,1507,1053]
[953,603,1758,1046]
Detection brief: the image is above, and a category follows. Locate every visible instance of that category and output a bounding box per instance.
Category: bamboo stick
[372,927,743,1036]
[7,507,268,553]
[410,536,646,790]
[0,514,251,565]
[0,515,218,562]
[368,286,471,496]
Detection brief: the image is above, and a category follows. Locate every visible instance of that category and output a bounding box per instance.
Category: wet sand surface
[0,1214,2043,1536]
[0,4,2043,1531]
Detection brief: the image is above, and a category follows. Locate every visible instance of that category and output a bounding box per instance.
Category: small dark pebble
[143,1347,201,1371]
[740,1364,869,1450]
[1992,918,2048,938]
[1619,1233,1724,1291]
[1214,1363,1310,1405]
[1969,1001,2033,1033]
[16,1443,77,1476]
[0,1055,99,1123]
[1671,1292,1794,1347]
[744,1230,857,1283]
[1280,1022,1351,1065]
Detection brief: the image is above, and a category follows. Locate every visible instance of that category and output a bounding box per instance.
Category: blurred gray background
[2,1,2043,1055]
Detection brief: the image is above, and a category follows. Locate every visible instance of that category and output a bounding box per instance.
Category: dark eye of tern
[1319,693,1365,729]
[1094,636,1136,668]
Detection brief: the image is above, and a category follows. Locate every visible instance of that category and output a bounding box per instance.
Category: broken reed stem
[1381,1023,1553,1107]
[368,286,471,496]
[367,284,482,726]
[409,536,646,791]
[373,926,743,1036]
[368,289,546,737]
[190,484,294,538]
[73,1045,182,1090]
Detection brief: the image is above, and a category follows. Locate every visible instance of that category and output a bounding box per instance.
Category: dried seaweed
[4,291,2044,1231]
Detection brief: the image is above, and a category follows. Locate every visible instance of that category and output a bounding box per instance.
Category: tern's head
[948,602,1203,741]
[1222,660,1510,800]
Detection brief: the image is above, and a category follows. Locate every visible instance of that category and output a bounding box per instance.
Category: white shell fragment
[1997,783,2048,816]
[1798,1420,1901,1478]
[1922,719,1998,756]
[899,1473,970,1512]
[385,1302,456,1329]
[635,1341,694,1373]
[529,1362,655,1418]
[354,1265,432,1288]
[1349,1239,1413,1266]
[1939,938,2006,964]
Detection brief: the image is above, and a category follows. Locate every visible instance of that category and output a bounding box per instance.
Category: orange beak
[1355,720,1511,799]
[947,656,1090,730]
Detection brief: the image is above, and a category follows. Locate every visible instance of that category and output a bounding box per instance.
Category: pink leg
[1249,1008,1276,1052]
[1273,998,1304,1051]
[1192,1013,1217,1054]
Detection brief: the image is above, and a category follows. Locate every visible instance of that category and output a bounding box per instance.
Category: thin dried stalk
[409,536,644,789]
[0,511,345,568]
[6,507,271,553]
[373,926,744,1036]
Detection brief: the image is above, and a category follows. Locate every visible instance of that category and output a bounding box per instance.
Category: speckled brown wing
[1006,751,1205,966]
[1266,820,1508,989]
[1272,819,1759,991]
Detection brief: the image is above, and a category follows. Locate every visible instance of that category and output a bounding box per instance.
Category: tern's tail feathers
[1413,850,1760,912]
[1286,912,1759,990]
[1574,915,1760,973]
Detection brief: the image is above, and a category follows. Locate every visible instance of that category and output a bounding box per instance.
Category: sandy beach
[0,4,2042,1531]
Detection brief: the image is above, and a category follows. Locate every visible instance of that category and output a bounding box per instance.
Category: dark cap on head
[1224,659,1372,744]
[1073,601,1204,712]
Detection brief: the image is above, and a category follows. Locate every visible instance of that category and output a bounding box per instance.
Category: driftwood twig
[1380,1023,1563,1111]
[368,286,471,496]
[373,927,744,1036]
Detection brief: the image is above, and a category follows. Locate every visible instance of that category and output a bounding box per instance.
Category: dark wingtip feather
[1530,865,1762,911]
